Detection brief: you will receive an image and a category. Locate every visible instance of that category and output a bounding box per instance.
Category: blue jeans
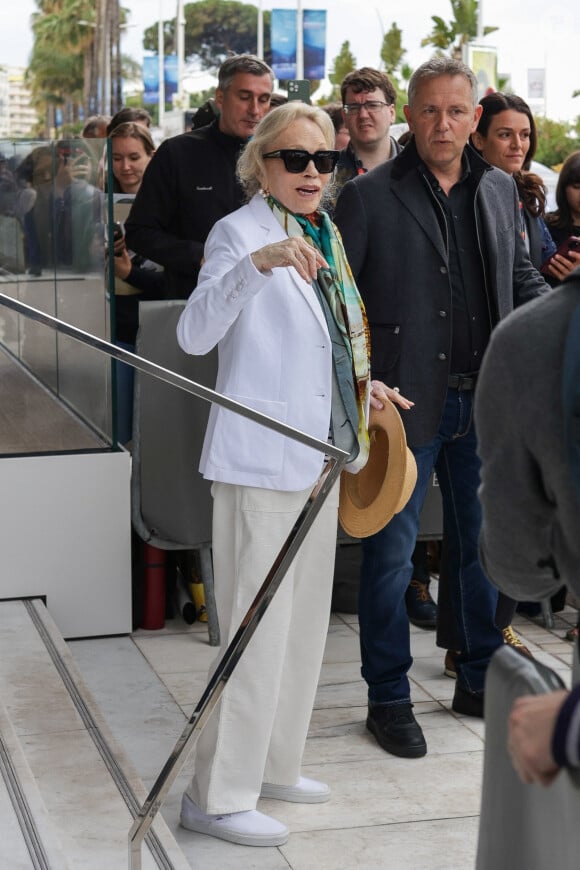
[358,388,503,704]
[114,340,135,445]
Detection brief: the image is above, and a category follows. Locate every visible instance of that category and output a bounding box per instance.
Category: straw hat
[338,401,417,538]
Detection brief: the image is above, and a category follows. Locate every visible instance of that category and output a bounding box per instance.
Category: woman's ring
[393,386,400,393]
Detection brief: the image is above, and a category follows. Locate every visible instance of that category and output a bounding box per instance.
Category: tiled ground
[69,590,577,870]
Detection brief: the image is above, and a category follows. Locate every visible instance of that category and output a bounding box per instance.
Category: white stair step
[0,700,70,868]
[0,599,190,869]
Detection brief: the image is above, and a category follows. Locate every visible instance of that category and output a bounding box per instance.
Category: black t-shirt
[421,156,492,375]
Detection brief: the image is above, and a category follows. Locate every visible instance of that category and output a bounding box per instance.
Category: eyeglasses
[343,100,390,115]
[262,149,339,174]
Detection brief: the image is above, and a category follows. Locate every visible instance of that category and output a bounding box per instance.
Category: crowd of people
[2,50,580,852]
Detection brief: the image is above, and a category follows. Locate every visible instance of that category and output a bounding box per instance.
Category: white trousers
[186,480,338,814]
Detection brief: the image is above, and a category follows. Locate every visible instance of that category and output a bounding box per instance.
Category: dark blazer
[334,139,549,447]
[125,121,246,299]
[525,207,558,271]
[526,209,545,270]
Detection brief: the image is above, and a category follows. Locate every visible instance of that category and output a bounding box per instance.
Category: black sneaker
[405,579,437,629]
[452,683,484,718]
[366,702,427,758]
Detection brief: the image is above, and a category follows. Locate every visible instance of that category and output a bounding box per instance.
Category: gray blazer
[334,139,548,447]
[476,271,580,602]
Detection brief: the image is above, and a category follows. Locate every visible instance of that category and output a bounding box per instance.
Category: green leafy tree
[121,54,143,85]
[327,41,357,101]
[27,0,129,131]
[533,116,580,168]
[143,1,271,70]
[380,23,412,122]
[28,0,95,131]
[381,22,405,75]
[421,0,497,59]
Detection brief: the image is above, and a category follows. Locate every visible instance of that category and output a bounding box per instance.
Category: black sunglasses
[262,149,339,174]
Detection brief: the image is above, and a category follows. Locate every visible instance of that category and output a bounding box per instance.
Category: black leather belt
[448,372,479,391]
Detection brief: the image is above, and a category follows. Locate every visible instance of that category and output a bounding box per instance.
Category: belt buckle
[458,373,476,390]
[449,372,477,391]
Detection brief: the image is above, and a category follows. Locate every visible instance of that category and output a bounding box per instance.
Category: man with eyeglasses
[334,57,548,759]
[126,55,274,299]
[333,67,402,198]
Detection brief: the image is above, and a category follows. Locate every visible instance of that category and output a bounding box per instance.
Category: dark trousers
[358,388,503,702]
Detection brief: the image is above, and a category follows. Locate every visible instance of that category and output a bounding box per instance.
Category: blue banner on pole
[270,9,326,80]
[271,9,297,80]
[143,55,179,105]
[303,10,326,79]
[142,56,159,105]
[164,55,179,102]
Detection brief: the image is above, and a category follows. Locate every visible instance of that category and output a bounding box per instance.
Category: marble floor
[69,594,577,870]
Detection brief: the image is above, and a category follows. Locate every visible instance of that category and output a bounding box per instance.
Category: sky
[2,0,579,122]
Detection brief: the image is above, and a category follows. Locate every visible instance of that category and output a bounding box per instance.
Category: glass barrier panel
[0,138,114,451]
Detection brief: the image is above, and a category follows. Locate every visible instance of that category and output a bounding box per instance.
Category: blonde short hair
[237,102,335,199]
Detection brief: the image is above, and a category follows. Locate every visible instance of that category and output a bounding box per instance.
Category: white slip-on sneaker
[260,776,330,803]
[179,793,289,847]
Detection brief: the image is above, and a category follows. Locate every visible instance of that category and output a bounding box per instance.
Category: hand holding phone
[111,221,125,257]
[541,236,580,276]
[554,235,580,260]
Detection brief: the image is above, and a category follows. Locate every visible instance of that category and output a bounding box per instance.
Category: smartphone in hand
[541,235,580,275]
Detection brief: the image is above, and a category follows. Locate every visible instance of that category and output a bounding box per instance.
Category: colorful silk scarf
[265,194,371,471]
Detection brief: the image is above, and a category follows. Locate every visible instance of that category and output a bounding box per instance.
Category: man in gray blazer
[334,56,548,757]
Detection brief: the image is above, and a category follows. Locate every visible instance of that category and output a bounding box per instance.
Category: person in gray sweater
[476,268,580,784]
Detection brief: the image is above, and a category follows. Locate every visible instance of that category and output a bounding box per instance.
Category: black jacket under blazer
[334,139,549,447]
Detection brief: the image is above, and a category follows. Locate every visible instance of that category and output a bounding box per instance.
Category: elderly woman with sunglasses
[176,101,408,848]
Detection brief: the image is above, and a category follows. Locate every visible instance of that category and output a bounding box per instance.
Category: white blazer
[177,194,333,491]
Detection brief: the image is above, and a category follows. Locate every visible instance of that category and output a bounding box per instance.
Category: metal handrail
[0,293,349,869]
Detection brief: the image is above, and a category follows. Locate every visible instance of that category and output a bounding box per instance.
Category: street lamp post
[111,0,122,113]
[101,0,111,115]
[177,0,185,107]
[158,0,165,129]
[257,0,264,59]
[296,0,304,79]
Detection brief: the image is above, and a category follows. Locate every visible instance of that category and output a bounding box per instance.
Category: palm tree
[421,0,497,60]
[28,0,124,129]
[28,0,96,130]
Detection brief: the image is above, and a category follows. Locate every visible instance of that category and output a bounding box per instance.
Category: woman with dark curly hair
[470,92,566,655]
[471,92,559,271]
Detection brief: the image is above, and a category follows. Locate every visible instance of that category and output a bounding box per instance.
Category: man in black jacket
[125,55,274,299]
[334,57,548,758]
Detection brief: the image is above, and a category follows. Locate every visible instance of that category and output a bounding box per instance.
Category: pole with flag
[296,0,304,79]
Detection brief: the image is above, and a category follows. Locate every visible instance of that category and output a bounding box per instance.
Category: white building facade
[0,66,38,138]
